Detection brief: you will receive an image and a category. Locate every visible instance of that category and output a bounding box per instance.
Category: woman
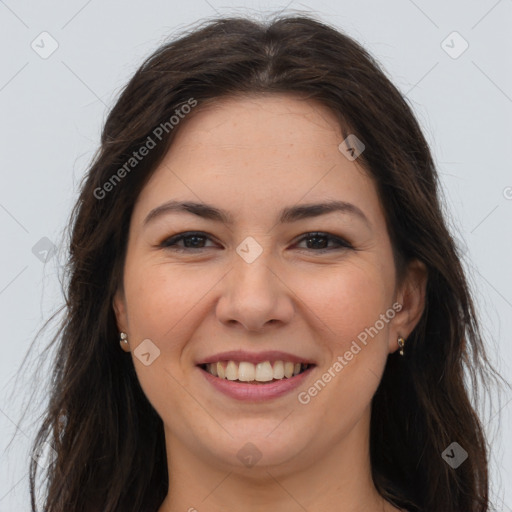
[28,14,500,512]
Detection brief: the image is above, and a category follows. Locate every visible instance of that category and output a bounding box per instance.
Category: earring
[397,336,405,356]
[120,332,129,349]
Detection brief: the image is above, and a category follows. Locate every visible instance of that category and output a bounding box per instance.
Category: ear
[113,287,129,334]
[388,259,428,353]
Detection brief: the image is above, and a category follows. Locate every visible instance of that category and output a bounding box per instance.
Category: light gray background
[1,1,511,510]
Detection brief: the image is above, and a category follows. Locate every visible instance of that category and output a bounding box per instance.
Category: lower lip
[198,365,315,401]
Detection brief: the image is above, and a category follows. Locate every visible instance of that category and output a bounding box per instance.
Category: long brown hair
[21,14,504,511]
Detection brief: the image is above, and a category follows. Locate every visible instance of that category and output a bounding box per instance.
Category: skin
[113,94,427,512]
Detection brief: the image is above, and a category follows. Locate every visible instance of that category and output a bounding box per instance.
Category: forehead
[170,93,345,155]
[132,94,386,232]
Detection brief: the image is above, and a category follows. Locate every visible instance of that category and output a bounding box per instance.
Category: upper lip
[196,350,316,366]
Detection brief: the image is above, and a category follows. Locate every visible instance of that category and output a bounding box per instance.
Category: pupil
[307,236,326,249]
[185,235,204,248]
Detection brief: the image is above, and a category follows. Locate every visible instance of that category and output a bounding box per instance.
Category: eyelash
[159,231,354,253]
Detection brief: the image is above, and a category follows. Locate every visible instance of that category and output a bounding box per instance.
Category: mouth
[195,350,317,401]
[198,360,314,384]
[197,359,317,401]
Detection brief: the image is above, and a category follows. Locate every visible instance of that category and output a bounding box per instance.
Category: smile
[198,361,316,401]
[200,360,311,383]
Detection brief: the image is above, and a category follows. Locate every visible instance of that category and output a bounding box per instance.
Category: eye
[159,231,353,253]
[294,232,354,252]
[160,231,217,251]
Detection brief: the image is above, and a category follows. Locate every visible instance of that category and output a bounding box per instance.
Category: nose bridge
[215,235,294,330]
[231,234,279,303]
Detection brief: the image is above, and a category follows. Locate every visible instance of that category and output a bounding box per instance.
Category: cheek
[296,266,392,431]
[123,261,210,342]
[122,264,202,420]
[295,260,392,415]
[301,260,391,346]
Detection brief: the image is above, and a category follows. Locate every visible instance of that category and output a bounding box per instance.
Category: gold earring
[397,336,405,356]
[120,332,129,350]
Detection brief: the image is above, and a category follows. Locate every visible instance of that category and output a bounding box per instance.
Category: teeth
[217,362,225,379]
[225,361,238,381]
[204,360,310,382]
[273,361,284,379]
[238,361,255,382]
[255,361,274,381]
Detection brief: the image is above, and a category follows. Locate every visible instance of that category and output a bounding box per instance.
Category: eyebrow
[143,199,371,228]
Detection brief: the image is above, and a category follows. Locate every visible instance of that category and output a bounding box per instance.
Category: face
[114,94,425,476]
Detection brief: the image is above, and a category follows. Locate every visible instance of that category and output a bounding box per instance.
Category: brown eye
[159,231,353,253]
[160,231,218,251]
[295,232,353,252]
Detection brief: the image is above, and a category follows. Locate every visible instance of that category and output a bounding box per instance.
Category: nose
[215,248,295,333]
